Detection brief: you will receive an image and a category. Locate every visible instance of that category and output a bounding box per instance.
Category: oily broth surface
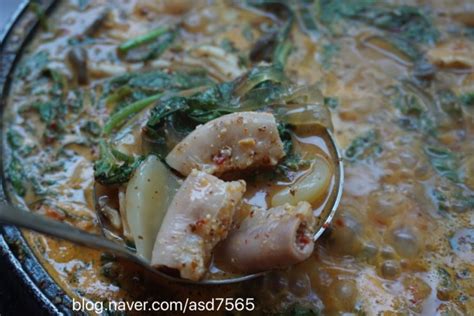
[3,0,474,314]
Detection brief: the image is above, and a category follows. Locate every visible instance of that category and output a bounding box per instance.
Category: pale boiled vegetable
[272,155,332,207]
[125,155,180,261]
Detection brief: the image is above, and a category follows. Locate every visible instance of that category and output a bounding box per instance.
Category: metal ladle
[0,129,343,285]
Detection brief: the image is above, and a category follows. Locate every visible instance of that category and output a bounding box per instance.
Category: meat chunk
[151,170,246,281]
[215,202,316,274]
[165,111,285,176]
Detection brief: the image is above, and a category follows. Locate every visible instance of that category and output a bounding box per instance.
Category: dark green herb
[324,96,339,109]
[436,267,455,293]
[384,35,422,60]
[93,140,144,185]
[319,42,340,69]
[103,93,162,135]
[6,128,24,149]
[146,65,286,129]
[277,122,293,156]
[432,189,449,213]
[424,146,460,183]
[118,26,176,62]
[317,0,372,26]
[29,3,49,31]
[272,18,293,68]
[436,89,463,120]
[390,85,436,135]
[81,121,102,137]
[127,71,212,94]
[433,187,474,213]
[345,130,382,161]
[6,155,26,196]
[220,38,239,53]
[295,0,320,39]
[118,26,170,53]
[354,6,439,44]
[16,51,49,80]
[460,92,474,107]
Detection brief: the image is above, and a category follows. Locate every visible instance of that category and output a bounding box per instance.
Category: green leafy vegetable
[432,188,474,213]
[295,0,320,39]
[6,129,24,149]
[436,89,463,120]
[6,155,26,196]
[103,70,212,112]
[278,122,293,156]
[424,146,460,183]
[81,121,102,137]
[146,65,286,129]
[354,5,439,44]
[390,85,436,135]
[345,130,382,161]
[103,93,162,135]
[16,51,49,80]
[324,96,339,109]
[93,140,144,185]
[118,26,171,53]
[460,92,474,107]
[319,42,340,69]
[118,26,176,62]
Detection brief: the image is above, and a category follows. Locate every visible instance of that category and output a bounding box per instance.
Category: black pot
[0,1,74,314]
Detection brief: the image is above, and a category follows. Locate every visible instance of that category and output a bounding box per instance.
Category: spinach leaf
[6,155,26,196]
[436,89,463,120]
[319,42,340,69]
[354,6,439,44]
[94,140,144,185]
[146,65,286,129]
[118,26,176,62]
[324,96,339,109]
[424,146,460,183]
[390,85,436,135]
[16,51,49,80]
[460,92,474,107]
[277,122,293,156]
[345,130,382,162]
[6,128,24,149]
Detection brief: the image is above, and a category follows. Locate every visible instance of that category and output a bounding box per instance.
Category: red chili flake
[194,218,207,231]
[322,222,330,229]
[213,154,227,165]
[335,218,344,227]
[298,235,311,245]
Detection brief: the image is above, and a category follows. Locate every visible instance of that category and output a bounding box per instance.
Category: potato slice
[272,155,332,207]
[125,155,180,261]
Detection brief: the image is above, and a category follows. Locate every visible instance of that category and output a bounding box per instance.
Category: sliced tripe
[215,201,316,274]
[151,169,246,281]
[165,111,285,176]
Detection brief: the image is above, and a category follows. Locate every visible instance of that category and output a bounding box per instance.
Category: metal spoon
[0,129,343,285]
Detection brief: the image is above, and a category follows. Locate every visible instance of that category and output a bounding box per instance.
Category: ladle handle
[0,203,141,263]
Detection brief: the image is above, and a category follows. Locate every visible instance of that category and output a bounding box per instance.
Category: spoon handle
[0,203,141,264]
